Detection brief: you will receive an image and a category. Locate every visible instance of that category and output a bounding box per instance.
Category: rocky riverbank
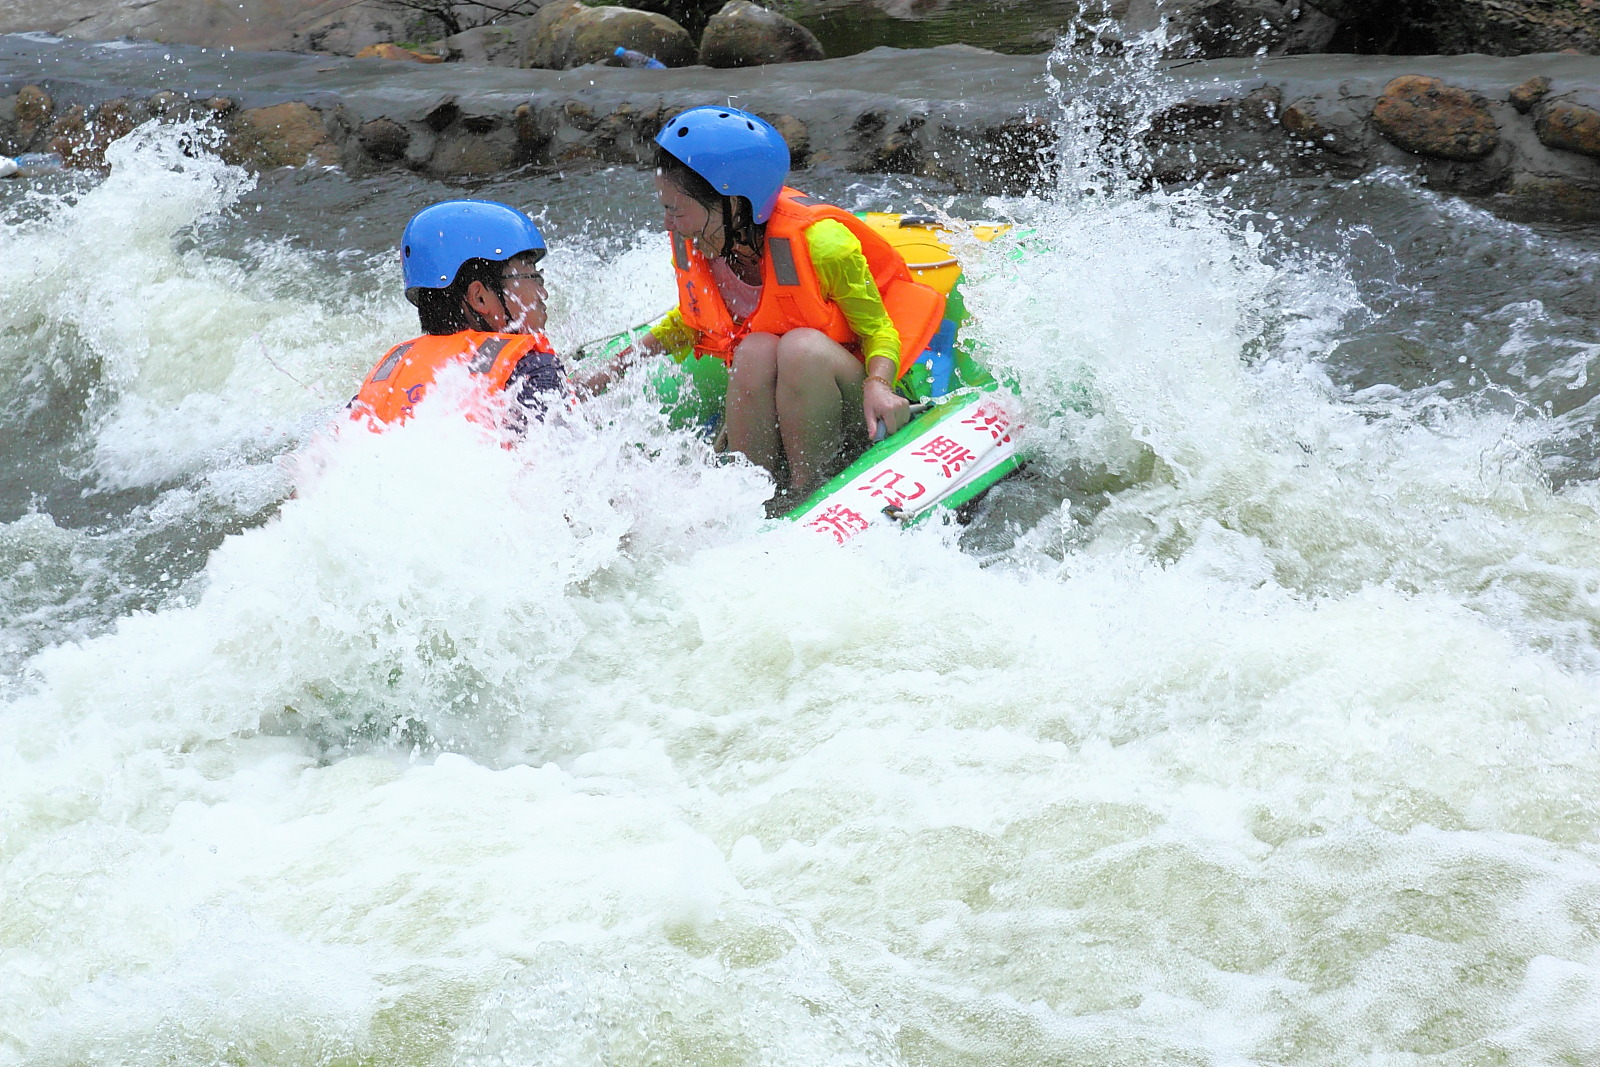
[6,34,1600,216]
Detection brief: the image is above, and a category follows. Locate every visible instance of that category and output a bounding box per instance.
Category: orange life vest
[669,187,946,376]
[349,330,561,428]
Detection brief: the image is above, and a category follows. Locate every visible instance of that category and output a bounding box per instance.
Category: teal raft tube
[579,213,1024,544]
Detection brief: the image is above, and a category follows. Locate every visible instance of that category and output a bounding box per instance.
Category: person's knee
[730,333,780,381]
[775,329,845,379]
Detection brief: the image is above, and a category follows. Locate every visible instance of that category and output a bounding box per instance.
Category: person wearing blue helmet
[350,199,572,428]
[610,106,946,500]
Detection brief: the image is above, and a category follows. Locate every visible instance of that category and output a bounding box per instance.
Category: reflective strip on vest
[370,341,413,383]
[672,233,690,271]
[467,335,510,373]
[789,195,826,206]
[768,237,800,287]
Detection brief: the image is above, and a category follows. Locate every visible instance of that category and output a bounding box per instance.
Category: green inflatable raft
[581,212,1024,544]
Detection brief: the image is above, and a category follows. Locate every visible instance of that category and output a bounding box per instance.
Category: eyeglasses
[501,271,546,285]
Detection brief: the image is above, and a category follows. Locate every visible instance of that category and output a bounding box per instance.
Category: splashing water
[6,36,1600,1067]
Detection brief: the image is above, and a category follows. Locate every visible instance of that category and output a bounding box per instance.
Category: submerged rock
[523,1,697,69]
[699,1,826,67]
[1370,74,1499,161]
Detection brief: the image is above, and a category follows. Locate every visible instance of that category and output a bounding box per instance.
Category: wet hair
[653,144,762,257]
[413,257,508,335]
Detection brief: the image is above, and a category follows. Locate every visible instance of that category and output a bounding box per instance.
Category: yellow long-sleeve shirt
[649,218,902,371]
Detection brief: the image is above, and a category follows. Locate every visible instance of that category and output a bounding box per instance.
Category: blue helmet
[655,106,790,224]
[401,200,546,304]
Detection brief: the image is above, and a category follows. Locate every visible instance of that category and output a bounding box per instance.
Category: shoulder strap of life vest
[754,190,946,375]
[350,331,556,428]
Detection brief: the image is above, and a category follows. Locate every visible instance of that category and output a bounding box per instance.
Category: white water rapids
[5,59,1600,1065]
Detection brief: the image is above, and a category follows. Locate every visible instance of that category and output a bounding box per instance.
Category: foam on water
[6,60,1600,1067]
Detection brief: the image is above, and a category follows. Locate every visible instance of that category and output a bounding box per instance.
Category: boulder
[224,101,340,169]
[522,1,696,69]
[700,2,825,67]
[1535,95,1600,159]
[442,20,534,66]
[1370,75,1498,162]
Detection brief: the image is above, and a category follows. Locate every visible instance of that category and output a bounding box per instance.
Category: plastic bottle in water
[611,46,666,69]
[0,152,66,177]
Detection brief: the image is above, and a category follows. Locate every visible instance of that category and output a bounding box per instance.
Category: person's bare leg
[724,332,782,478]
[774,328,867,496]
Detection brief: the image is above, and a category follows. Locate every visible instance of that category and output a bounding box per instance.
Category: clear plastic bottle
[610,46,666,69]
[12,152,65,176]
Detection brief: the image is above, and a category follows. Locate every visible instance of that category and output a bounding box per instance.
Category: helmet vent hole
[676,126,688,137]
[746,121,754,129]
[718,112,729,118]
[403,245,411,257]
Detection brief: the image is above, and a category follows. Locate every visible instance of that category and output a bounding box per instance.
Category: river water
[5,37,1600,1066]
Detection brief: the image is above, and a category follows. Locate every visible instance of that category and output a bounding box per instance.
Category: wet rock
[1145,86,1293,182]
[1370,75,1498,162]
[16,85,52,146]
[699,2,825,67]
[358,117,411,162]
[442,21,533,67]
[1313,0,1600,57]
[43,98,154,169]
[206,97,237,115]
[513,102,555,156]
[45,106,90,165]
[1280,95,1367,156]
[1535,95,1600,159]
[767,112,811,164]
[1509,75,1551,114]
[0,96,16,155]
[523,1,696,69]
[431,126,521,175]
[355,43,446,63]
[224,101,340,169]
